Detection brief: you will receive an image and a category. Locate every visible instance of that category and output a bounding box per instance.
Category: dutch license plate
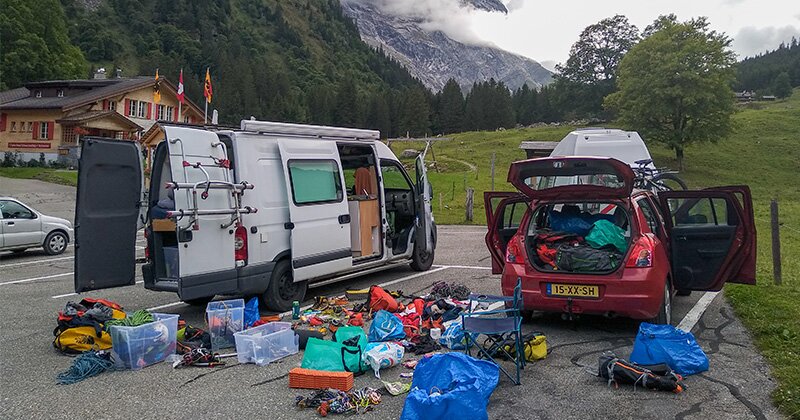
[546,283,599,298]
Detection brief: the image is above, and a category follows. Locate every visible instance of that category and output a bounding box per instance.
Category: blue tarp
[630,322,709,376]
[400,353,500,420]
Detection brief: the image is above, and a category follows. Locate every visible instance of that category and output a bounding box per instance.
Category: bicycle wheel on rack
[652,173,687,191]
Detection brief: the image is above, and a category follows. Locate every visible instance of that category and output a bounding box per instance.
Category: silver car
[0,197,74,255]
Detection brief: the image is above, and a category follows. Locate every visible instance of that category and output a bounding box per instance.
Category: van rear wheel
[262,259,307,312]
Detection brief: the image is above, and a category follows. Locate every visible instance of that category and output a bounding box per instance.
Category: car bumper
[501,263,666,320]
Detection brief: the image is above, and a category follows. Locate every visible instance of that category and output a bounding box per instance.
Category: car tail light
[626,235,654,268]
[234,224,248,266]
[505,234,524,264]
[144,229,150,260]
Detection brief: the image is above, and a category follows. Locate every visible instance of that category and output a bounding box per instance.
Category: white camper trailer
[74,121,436,311]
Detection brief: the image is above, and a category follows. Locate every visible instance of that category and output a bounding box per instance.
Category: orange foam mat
[289,368,354,391]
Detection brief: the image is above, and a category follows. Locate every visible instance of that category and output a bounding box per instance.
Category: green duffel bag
[300,326,368,373]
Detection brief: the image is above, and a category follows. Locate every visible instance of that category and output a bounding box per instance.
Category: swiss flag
[177,69,185,104]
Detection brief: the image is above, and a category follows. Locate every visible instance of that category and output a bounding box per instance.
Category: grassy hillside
[390,89,800,416]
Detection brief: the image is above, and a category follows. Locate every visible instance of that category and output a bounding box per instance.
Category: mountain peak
[463,0,507,13]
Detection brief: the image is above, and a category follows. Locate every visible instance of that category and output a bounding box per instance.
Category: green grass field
[0,167,77,186]
[389,89,800,417]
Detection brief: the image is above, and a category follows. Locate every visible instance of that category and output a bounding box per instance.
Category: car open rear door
[74,138,144,292]
[278,139,352,282]
[659,187,756,291]
[484,192,527,274]
[414,153,434,255]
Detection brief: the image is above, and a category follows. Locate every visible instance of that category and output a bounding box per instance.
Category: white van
[74,120,436,311]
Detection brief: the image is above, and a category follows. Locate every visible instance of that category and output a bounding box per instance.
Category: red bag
[368,285,399,312]
[536,244,559,268]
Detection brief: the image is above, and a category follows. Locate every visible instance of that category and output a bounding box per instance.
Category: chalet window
[27,122,33,132]
[57,89,64,97]
[108,101,116,111]
[128,100,137,117]
[35,91,42,98]
[10,121,16,132]
[138,101,147,118]
[39,121,48,139]
[62,126,76,144]
[166,106,174,121]
[156,104,165,120]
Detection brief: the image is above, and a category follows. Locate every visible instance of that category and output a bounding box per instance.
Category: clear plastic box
[234,322,299,366]
[206,299,245,351]
[109,313,179,370]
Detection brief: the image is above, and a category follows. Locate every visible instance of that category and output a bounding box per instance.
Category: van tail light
[505,234,524,264]
[626,235,654,268]
[144,229,150,260]
[234,224,248,266]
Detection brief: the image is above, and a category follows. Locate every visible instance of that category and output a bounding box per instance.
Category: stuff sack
[363,342,405,378]
[555,245,621,272]
[368,310,406,342]
[367,285,400,312]
[401,353,500,420]
[598,354,684,393]
[585,220,627,253]
[630,323,709,376]
[53,325,113,354]
[549,209,593,236]
[439,322,465,350]
[243,297,259,329]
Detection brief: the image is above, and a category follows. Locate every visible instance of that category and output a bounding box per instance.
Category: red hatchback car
[485,157,756,324]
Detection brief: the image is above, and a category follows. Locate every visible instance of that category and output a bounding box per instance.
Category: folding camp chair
[461,277,525,385]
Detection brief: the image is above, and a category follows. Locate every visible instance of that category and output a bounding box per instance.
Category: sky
[459,0,800,70]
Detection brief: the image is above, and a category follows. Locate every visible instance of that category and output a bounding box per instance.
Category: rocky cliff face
[341,0,552,91]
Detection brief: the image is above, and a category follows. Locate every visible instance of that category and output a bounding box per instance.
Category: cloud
[722,0,746,5]
[733,25,800,58]
[539,60,559,72]
[344,0,494,45]
[504,0,526,12]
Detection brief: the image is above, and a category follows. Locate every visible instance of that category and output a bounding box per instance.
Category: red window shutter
[147,103,152,119]
[124,99,131,116]
[47,122,54,140]
[0,113,6,132]
[173,107,178,122]
[102,99,109,110]
[32,122,39,139]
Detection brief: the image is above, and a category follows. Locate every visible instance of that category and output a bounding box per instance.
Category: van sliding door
[278,139,353,282]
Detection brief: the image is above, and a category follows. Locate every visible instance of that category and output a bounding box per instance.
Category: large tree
[773,72,793,98]
[605,16,736,169]
[435,78,465,134]
[0,0,87,90]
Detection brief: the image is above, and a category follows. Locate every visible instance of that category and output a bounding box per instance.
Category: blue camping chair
[461,277,525,385]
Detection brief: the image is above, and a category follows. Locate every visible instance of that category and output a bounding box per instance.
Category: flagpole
[204,101,208,124]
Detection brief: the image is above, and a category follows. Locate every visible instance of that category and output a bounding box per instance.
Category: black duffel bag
[555,244,621,272]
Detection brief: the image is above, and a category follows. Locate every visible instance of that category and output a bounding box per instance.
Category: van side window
[380,162,413,191]
[637,198,660,234]
[287,160,344,205]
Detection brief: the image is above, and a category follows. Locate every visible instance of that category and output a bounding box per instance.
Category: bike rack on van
[166,138,256,230]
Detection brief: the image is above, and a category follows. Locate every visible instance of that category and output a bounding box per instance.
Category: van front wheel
[410,242,434,271]
[262,259,307,312]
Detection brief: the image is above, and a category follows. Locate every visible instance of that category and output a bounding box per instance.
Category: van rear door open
[277,139,353,281]
[74,138,144,292]
[162,126,237,295]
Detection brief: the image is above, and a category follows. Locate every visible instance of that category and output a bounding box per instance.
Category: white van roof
[240,120,380,141]
[550,128,653,167]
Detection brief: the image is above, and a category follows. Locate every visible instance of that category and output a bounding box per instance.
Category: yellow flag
[203,68,213,104]
[153,69,161,103]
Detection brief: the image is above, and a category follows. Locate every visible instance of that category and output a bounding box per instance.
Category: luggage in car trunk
[555,245,621,272]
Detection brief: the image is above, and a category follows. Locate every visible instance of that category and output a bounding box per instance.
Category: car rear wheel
[647,281,672,325]
[43,231,68,255]
[262,259,307,312]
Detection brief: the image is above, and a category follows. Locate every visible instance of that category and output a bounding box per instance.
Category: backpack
[367,285,399,312]
[555,245,620,272]
[53,298,125,354]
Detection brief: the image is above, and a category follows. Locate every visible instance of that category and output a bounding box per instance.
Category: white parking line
[435,264,492,270]
[677,291,719,332]
[0,272,72,286]
[0,256,73,269]
[147,301,186,311]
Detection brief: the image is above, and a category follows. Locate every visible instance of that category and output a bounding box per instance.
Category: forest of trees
[1,1,797,138]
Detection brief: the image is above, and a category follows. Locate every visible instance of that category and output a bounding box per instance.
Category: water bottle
[292,301,300,320]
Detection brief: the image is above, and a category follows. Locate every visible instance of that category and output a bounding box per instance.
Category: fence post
[439,192,443,212]
[771,199,782,285]
[465,188,474,222]
[490,152,496,190]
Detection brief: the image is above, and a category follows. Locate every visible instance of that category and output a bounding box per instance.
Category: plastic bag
[244,297,259,329]
[300,328,369,373]
[400,353,500,420]
[630,323,709,376]
[585,220,627,253]
[368,310,406,342]
[439,322,465,350]
[363,342,405,378]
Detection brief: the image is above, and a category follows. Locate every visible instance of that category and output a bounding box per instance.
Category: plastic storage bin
[163,246,178,278]
[234,322,299,366]
[109,313,179,370]
[206,299,245,351]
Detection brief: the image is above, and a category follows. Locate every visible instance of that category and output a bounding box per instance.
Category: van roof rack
[239,120,380,141]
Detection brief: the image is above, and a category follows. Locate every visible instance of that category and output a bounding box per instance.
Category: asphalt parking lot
[0,177,781,419]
